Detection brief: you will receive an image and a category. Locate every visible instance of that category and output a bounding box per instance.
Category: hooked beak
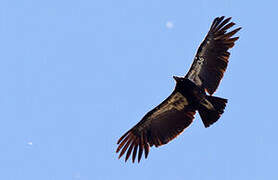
[173,76,179,81]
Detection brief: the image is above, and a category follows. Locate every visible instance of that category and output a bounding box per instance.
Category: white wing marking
[150,92,188,118]
[187,57,204,86]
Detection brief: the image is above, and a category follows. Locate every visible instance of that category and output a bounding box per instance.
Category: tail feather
[198,96,227,128]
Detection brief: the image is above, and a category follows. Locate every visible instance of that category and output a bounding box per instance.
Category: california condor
[116,16,241,163]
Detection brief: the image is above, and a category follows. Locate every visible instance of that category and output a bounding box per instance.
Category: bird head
[173,76,185,83]
[173,76,189,91]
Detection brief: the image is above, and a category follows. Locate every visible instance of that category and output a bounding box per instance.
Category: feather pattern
[185,16,241,95]
[116,91,196,163]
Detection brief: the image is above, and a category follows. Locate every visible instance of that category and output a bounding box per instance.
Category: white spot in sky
[166,21,174,29]
[27,141,33,146]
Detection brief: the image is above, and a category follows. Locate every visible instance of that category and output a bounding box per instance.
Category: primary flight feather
[116,16,241,163]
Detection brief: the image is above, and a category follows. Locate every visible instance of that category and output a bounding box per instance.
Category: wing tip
[116,131,150,163]
[210,16,241,36]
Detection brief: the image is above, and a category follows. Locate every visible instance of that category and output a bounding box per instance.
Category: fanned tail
[198,96,227,128]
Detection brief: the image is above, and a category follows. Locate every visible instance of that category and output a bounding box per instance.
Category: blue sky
[1,0,278,179]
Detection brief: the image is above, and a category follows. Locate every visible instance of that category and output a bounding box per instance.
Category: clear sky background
[1,0,278,179]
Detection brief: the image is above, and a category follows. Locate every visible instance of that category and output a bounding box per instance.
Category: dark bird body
[116,16,241,163]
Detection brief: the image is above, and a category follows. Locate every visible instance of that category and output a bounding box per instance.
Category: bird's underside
[116,16,241,163]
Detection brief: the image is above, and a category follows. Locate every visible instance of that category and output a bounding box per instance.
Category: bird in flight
[116,16,241,163]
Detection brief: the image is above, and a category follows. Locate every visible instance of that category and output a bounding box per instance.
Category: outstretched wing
[185,16,241,95]
[116,91,196,163]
